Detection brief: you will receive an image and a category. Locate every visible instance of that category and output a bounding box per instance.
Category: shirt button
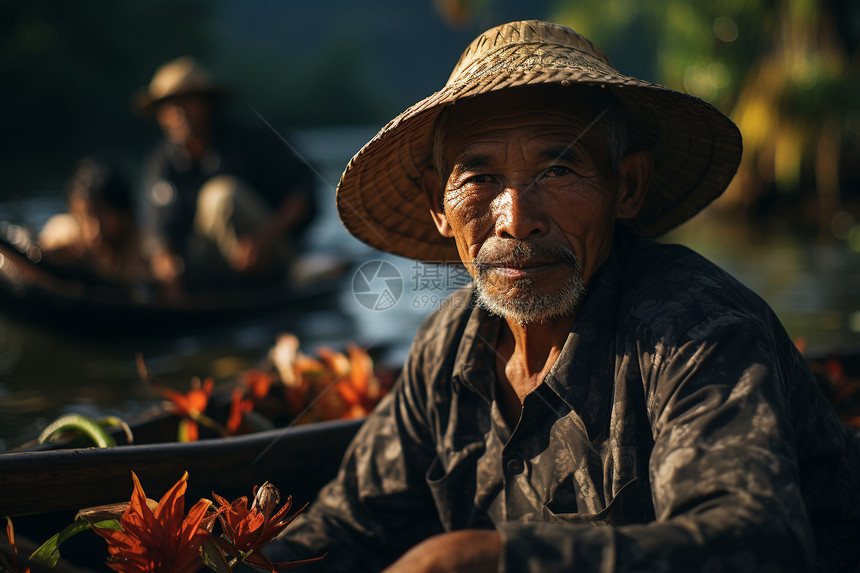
[506,459,524,475]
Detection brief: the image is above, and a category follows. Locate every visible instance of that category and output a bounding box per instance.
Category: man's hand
[382,530,501,573]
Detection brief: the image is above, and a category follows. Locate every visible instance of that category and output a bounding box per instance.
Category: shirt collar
[451,293,500,404]
[449,234,626,437]
[542,243,622,439]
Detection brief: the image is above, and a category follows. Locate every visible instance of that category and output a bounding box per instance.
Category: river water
[1,126,859,450]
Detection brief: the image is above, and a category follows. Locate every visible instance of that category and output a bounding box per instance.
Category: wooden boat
[0,417,362,516]
[1,333,856,570]
[0,332,394,570]
[3,345,853,516]
[1,417,363,571]
[0,224,349,332]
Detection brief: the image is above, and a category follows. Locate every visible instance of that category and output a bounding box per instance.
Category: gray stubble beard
[473,242,586,325]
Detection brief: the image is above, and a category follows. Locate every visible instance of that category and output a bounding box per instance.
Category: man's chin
[474,277,585,325]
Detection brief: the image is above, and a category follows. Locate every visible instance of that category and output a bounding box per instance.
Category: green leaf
[38,414,118,448]
[29,519,120,567]
[200,537,233,572]
[98,415,134,444]
[93,519,123,532]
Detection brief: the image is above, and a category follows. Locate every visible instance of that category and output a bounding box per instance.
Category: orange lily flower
[227,387,254,434]
[316,345,386,420]
[242,370,275,401]
[157,377,214,419]
[316,347,350,378]
[92,472,217,573]
[211,482,322,571]
[154,377,216,442]
[346,344,386,413]
[286,354,325,418]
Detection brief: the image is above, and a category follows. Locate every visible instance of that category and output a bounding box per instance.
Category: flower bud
[252,481,280,521]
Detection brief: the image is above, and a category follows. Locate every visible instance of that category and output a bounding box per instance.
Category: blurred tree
[551,0,860,231]
[724,0,858,233]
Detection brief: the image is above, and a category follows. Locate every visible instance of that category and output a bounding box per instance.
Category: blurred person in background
[135,56,316,292]
[39,157,147,285]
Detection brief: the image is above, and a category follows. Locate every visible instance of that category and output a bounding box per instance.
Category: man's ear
[615,150,653,220]
[422,167,454,238]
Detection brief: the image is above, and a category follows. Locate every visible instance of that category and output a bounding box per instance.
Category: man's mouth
[487,262,559,277]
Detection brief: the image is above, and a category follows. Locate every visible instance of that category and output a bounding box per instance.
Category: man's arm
[231,127,318,273]
[230,191,310,272]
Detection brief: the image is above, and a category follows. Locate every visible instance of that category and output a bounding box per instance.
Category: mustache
[474,240,579,271]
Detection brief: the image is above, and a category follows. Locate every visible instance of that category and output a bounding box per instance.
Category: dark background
[0,0,556,198]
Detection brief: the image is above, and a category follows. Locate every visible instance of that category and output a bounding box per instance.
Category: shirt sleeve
[264,344,444,572]
[499,318,819,572]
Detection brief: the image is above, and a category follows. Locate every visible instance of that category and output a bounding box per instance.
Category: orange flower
[154,377,216,442]
[92,472,217,573]
[242,370,275,401]
[211,482,322,571]
[227,387,254,434]
[315,345,387,420]
[157,377,214,419]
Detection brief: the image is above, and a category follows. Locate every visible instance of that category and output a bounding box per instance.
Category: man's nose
[493,184,547,239]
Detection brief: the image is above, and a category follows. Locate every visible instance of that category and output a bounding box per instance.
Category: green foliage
[550,0,774,112]
[29,519,120,568]
[550,0,860,212]
[37,413,133,448]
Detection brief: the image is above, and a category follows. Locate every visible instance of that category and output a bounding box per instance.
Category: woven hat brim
[336,53,741,263]
[132,86,232,116]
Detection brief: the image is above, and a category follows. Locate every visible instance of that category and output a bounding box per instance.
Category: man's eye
[544,166,571,177]
[464,174,492,184]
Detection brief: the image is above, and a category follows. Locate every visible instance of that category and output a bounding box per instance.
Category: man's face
[434,88,625,324]
[155,95,212,145]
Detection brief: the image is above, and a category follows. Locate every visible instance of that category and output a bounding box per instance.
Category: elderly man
[267,21,860,572]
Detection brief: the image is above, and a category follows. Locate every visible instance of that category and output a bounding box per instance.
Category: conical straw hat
[133,56,230,115]
[336,20,742,262]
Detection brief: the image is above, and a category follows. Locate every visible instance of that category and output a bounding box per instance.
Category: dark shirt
[268,228,860,572]
[140,117,316,257]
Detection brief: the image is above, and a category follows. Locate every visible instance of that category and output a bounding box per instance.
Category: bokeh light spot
[713,16,739,42]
